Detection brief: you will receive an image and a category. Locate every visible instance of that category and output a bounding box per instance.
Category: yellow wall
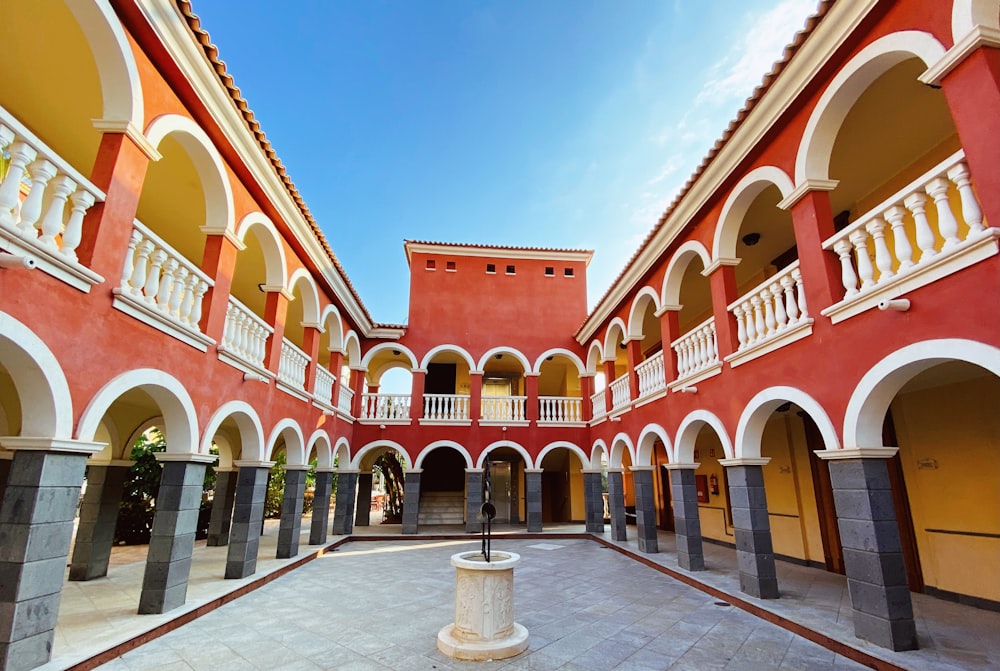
[696,431,733,543]
[569,459,585,520]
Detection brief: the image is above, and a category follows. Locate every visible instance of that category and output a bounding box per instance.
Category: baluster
[222,305,237,349]
[167,267,189,318]
[781,274,799,323]
[833,238,859,297]
[119,230,141,290]
[130,239,155,297]
[926,177,961,249]
[156,259,179,312]
[793,268,808,318]
[143,249,166,303]
[18,159,58,236]
[235,312,250,358]
[0,142,37,227]
[848,229,875,290]
[62,189,95,261]
[883,205,914,270]
[179,273,197,326]
[947,161,984,234]
[770,282,787,330]
[903,192,937,261]
[38,175,75,249]
[762,289,777,335]
[864,216,894,281]
[189,279,208,330]
[740,301,756,345]
[751,297,766,342]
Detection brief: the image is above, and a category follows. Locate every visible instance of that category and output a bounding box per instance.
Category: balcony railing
[635,351,666,399]
[277,337,309,393]
[671,317,721,387]
[481,395,527,422]
[538,396,583,424]
[591,389,607,420]
[609,373,631,413]
[360,393,411,421]
[822,150,998,322]
[423,394,470,422]
[726,261,812,366]
[314,366,336,408]
[114,220,213,350]
[219,296,273,374]
[0,105,104,290]
[338,385,355,416]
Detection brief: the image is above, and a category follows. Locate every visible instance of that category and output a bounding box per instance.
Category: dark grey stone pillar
[0,458,10,516]
[402,470,421,534]
[331,470,358,535]
[224,463,270,579]
[276,467,307,559]
[632,467,658,553]
[206,469,237,546]
[465,469,483,533]
[607,469,627,541]
[724,460,779,599]
[138,457,209,614]
[69,464,128,581]
[668,466,705,571]
[355,472,373,527]
[309,469,333,545]
[0,444,94,671]
[525,469,543,532]
[583,470,604,533]
[825,453,917,651]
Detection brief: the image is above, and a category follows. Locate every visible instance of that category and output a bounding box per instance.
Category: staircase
[418,491,465,525]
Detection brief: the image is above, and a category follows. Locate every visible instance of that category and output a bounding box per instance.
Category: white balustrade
[635,351,666,398]
[314,366,336,407]
[730,261,809,352]
[338,385,355,416]
[220,296,272,371]
[481,395,526,422]
[538,396,583,424]
[0,107,104,266]
[671,318,720,381]
[117,221,213,334]
[423,393,471,421]
[361,393,412,421]
[591,389,607,419]
[609,373,631,412]
[823,151,990,302]
[278,337,310,392]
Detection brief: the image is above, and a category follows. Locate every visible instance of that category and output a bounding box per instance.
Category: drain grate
[713,601,732,607]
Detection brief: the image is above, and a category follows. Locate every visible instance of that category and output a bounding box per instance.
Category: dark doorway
[425,363,457,394]
[803,413,844,574]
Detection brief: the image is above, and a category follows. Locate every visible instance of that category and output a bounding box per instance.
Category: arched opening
[361,349,415,421]
[481,446,528,526]
[357,445,409,527]
[628,293,666,399]
[418,445,468,526]
[538,446,586,524]
[689,425,733,547]
[423,348,473,421]
[662,244,718,384]
[604,323,630,413]
[536,353,584,423]
[480,351,528,422]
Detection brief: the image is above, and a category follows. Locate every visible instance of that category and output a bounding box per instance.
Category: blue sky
[192,1,818,325]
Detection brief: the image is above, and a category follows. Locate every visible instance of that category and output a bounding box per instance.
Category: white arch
[144,114,235,233]
[235,212,288,288]
[414,440,474,469]
[476,347,531,373]
[352,440,413,470]
[735,387,840,460]
[362,343,419,370]
[674,409,734,463]
[476,440,532,469]
[661,240,712,307]
[602,318,628,361]
[713,166,795,261]
[952,0,1000,42]
[76,369,199,455]
[795,31,948,184]
[590,439,609,469]
[609,432,635,468]
[287,268,322,326]
[67,0,144,128]
[319,305,345,353]
[531,348,586,376]
[306,430,334,469]
[586,341,604,375]
[0,311,74,439]
[635,423,673,466]
[626,287,662,340]
[536,441,589,470]
[844,339,1000,449]
[420,344,477,371]
[265,419,306,466]
[199,400,265,463]
[343,331,362,366]
[333,437,351,468]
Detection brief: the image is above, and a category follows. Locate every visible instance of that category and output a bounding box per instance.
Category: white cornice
[404,241,594,265]
[92,118,162,161]
[919,25,1000,87]
[578,0,880,342]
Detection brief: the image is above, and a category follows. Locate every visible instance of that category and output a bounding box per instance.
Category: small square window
[486,263,496,274]
[564,267,575,277]
[446,261,457,272]
[506,264,516,275]
[544,266,555,276]
[425,259,436,270]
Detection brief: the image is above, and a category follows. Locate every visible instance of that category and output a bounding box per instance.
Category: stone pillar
[309,468,334,545]
[524,469,542,532]
[402,470,422,534]
[0,439,101,671]
[69,462,130,580]
[331,469,358,535]
[606,469,627,541]
[206,469,237,546]
[276,466,307,559]
[817,449,917,651]
[721,458,778,599]
[224,461,272,580]
[667,464,705,571]
[582,469,604,533]
[465,468,483,533]
[631,466,658,553]
[354,472,373,526]
[138,454,212,614]
[0,456,10,513]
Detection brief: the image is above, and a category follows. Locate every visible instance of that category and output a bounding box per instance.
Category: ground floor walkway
[40,523,1000,671]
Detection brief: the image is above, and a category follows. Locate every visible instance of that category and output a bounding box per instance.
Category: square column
[225,461,272,580]
[0,439,101,671]
[582,469,604,533]
[402,470,422,534]
[524,469,542,532]
[69,463,130,580]
[818,449,917,651]
[631,466,658,553]
[206,469,237,546]
[721,458,778,599]
[276,466,307,559]
[0,456,10,513]
[138,454,212,614]
[332,470,358,535]
[465,469,483,533]
[354,472,373,526]
[308,469,334,545]
[666,464,705,571]
[606,469,627,541]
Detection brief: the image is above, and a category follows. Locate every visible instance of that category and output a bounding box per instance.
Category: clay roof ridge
[404,239,594,254]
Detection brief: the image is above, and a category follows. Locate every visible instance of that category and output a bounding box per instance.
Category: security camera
[877,299,910,312]
[0,252,36,270]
